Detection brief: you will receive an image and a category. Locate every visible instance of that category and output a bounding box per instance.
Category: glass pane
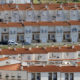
[48,73,52,80]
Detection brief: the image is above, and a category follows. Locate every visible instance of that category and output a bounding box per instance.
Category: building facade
[0,21,80,43]
[0,45,80,80]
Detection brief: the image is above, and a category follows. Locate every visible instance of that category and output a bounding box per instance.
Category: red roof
[23,65,80,72]
[0,57,9,61]
[0,45,80,55]
[0,63,21,71]
[0,3,80,11]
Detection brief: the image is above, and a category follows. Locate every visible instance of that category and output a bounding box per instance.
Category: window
[31,73,41,80]
[17,75,21,80]
[41,29,47,33]
[72,28,77,32]
[26,30,31,33]
[48,73,57,80]
[53,73,57,80]
[10,31,16,34]
[6,61,10,65]
[50,34,55,40]
[0,73,2,79]
[56,29,62,33]
[70,73,74,80]
[5,74,9,79]
[34,34,40,40]
[31,73,35,80]
[65,34,70,39]
[65,73,74,80]
[48,73,52,80]
[38,15,41,19]
[37,55,42,60]
[65,73,69,80]
[78,53,80,58]
[27,55,31,60]
[4,29,7,32]
[11,76,15,80]
[36,73,41,80]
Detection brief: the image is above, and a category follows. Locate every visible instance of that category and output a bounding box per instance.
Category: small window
[31,73,35,80]
[72,28,77,32]
[4,29,7,32]
[53,73,57,80]
[48,73,52,80]
[0,73,2,79]
[17,76,21,80]
[37,73,41,80]
[11,76,15,80]
[6,61,10,64]
[28,56,31,60]
[5,74,9,79]
[70,73,74,80]
[65,73,69,80]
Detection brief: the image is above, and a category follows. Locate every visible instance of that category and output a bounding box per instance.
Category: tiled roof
[0,57,9,61]
[0,20,80,27]
[0,22,22,27]
[0,3,80,11]
[23,65,59,72]
[0,63,21,71]
[0,45,80,54]
[23,65,80,72]
[23,21,77,26]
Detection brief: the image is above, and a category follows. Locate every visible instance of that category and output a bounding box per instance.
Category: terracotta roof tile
[0,57,9,61]
[69,20,80,25]
[23,65,59,72]
[0,22,22,27]
[0,63,21,71]
[23,65,80,72]
[0,45,79,55]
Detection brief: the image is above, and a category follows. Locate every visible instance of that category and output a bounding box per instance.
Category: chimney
[45,5,48,9]
[22,45,25,48]
[60,3,63,8]
[21,64,23,70]
[59,64,62,67]
[59,46,61,49]
[43,47,46,49]
[0,48,2,52]
[6,21,8,24]
[52,45,54,47]
[36,46,39,48]
[43,64,46,67]
[14,48,16,51]
[75,63,78,67]
[64,44,67,47]
[79,44,80,46]
[27,64,30,67]
[16,5,19,9]
[29,47,32,50]
[72,45,74,49]
[8,47,11,49]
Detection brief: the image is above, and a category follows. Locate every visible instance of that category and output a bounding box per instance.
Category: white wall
[40,26,48,43]
[41,72,48,80]
[55,26,63,42]
[24,26,32,43]
[71,25,78,42]
[9,27,17,41]
[74,72,80,80]
[0,70,27,80]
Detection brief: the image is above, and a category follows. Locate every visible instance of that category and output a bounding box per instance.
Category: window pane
[31,73,35,80]
[70,73,74,80]
[48,73,52,80]
[53,73,57,80]
[65,73,69,80]
[37,73,41,80]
